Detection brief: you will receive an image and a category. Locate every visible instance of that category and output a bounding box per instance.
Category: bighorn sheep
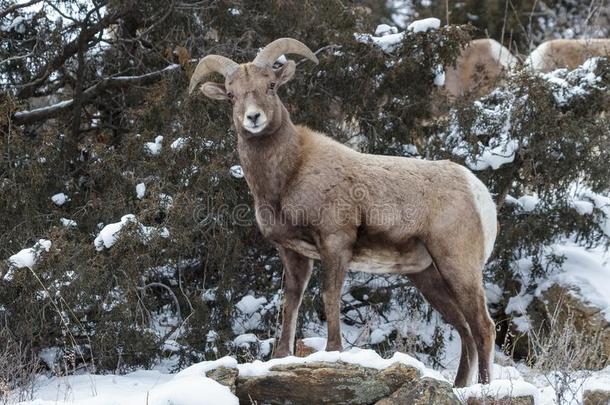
[189,38,497,387]
[525,38,610,72]
[444,38,518,99]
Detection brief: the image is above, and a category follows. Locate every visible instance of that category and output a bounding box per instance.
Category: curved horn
[253,38,319,67]
[188,55,239,94]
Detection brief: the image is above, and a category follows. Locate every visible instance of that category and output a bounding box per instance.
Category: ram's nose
[246,112,261,124]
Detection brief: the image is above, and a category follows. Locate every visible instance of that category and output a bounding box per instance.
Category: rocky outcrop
[375,377,460,405]
[465,396,535,405]
[206,360,461,405]
[505,283,610,367]
[583,388,610,405]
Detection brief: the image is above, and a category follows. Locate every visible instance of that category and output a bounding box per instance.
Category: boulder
[375,377,460,405]
[506,283,609,368]
[466,396,535,405]
[583,389,610,405]
[206,366,239,394]
[235,361,419,405]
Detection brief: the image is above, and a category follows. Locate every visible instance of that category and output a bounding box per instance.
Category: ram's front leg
[273,246,313,358]
[319,231,354,352]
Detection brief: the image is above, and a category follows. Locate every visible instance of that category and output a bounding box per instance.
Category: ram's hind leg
[273,246,313,358]
[408,265,478,387]
[430,255,496,384]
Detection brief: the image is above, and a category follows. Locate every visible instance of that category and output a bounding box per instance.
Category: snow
[229,165,244,179]
[60,218,77,228]
[15,367,238,405]
[467,139,518,171]
[144,136,163,156]
[387,0,415,28]
[354,31,405,53]
[517,195,540,212]
[370,328,391,344]
[4,239,52,280]
[135,183,146,199]
[232,294,272,335]
[93,214,169,251]
[570,199,594,215]
[232,347,446,381]
[537,243,610,322]
[6,16,27,34]
[407,17,440,33]
[374,24,398,36]
[236,295,267,314]
[455,379,540,403]
[158,193,173,210]
[583,367,610,392]
[38,347,60,370]
[541,57,605,106]
[506,294,534,315]
[170,137,187,150]
[234,333,259,347]
[485,282,503,305]
[580,190,610,237]
[433,64,445,86]
[506,241,610,324]
[301,337,327,352]
[51,193,69,206]
[511,315,531,333]
[447,89,520,171]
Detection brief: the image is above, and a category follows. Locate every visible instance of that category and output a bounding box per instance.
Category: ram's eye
[268,82,276,92]
[227,92,234,101]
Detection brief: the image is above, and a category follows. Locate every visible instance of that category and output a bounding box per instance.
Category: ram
[189,38,497,387]
[444,38,517,99]
[525,38,610,72]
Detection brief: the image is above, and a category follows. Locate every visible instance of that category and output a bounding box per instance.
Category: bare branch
[15,2,123,99]
[12,63,184,125]
[0,0,44,19]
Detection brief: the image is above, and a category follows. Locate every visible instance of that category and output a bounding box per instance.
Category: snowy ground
[10,343,610,405]
[6,234,610,404]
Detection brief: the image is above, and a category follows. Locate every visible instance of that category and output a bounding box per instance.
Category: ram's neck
[237,108,303,206]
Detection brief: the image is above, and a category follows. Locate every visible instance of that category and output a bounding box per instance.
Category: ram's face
[200,62,296,137]
[189,38,318,138]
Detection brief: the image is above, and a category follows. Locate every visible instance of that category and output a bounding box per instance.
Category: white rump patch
[489,40,518,69]
[524,41,550,71]
[460,166,497,262]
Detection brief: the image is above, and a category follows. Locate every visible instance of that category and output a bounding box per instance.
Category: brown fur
[194,52,496,387]
[444,39,517,99]
[526,39,610,72]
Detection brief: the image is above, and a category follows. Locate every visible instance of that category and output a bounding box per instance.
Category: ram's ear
[200,82,229,100]
[275,60,296,86]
